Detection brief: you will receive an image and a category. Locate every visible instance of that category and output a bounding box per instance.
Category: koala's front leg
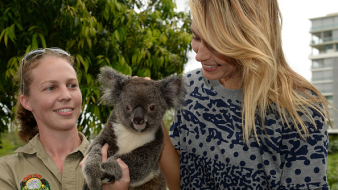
[82,143,104,190]
[100,156,123,183]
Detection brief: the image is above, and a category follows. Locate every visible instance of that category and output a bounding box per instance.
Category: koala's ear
[159,75,186,108]
[98,66,130,106]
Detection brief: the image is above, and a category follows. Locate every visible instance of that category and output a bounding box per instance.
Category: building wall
[310,13,338,132]
[333,57,338,129]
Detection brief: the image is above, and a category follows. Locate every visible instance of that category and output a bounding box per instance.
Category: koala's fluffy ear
[159,75,185,108]
[98,66,130,106]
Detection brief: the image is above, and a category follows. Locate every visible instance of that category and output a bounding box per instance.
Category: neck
[38,127,82,174]
[39,127,81,157]
[218,73,242,89]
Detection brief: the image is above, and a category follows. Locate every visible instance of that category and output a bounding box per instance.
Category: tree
[0,0,192,144]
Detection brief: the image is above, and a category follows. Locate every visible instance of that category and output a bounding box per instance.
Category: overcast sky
[175,0,338,81]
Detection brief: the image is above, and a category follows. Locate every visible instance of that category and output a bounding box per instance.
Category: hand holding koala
[82,66,185,190]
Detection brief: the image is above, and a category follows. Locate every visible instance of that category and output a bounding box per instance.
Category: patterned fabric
[170,69,329,190]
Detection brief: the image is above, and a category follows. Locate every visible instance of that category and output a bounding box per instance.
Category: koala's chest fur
[112,122,156,155]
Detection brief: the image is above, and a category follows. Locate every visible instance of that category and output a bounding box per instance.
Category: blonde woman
[160,0,332,189]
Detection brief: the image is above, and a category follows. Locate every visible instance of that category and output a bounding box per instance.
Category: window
[324,58,334,67]
[312,59,324,68]
[325,95,333,101]
[312,70,332,81]
[314,83,333,93]
[312,58,334,69]
[325,44,334,52]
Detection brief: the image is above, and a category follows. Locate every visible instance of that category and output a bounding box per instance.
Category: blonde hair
[189,0,332,143]
[15,49,75,142]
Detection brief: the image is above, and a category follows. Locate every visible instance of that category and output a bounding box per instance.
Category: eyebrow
[40,78,78,86]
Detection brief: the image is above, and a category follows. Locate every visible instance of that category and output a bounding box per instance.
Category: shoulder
[183,69,205,88]
[184,68,203,79]
[0,154,19,174]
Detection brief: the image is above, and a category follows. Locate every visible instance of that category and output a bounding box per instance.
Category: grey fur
[82,66,185,190]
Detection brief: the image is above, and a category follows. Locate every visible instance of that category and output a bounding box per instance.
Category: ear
[159,75,185,109]
[98,66,131,106]
[20,95,33,111]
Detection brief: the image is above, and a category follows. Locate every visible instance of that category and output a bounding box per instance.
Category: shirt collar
[14,132,89,157]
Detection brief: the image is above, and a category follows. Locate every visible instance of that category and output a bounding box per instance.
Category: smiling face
[20,56,82,132]
[191,22,242,89]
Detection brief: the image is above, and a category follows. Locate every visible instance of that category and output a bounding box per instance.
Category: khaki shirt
[0,133,89,190]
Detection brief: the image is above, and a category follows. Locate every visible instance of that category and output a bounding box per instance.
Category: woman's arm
[0,158,17,190]
[159,123,180,190]
[279,117,329,189]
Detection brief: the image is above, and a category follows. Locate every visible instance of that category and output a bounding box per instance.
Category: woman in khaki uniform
[0,48,130,190]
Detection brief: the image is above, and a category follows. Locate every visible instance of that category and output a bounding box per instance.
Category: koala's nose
[133,106,145,125]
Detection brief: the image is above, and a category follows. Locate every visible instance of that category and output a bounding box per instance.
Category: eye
[68,84,78,88]
[192,36,200,41]
[45,86,55,91]
[126,105,131,111]
[149,105,155,112]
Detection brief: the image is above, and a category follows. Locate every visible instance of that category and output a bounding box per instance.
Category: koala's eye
[149,105,155,112]
[126,105,131,111]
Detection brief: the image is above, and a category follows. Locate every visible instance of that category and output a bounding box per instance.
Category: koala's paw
[83,160,103,189]
[101,161,123,184]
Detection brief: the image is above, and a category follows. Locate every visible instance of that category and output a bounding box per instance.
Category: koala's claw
[101,175,115,184]
[101,161,122,182]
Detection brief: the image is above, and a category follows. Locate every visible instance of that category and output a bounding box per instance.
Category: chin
[202,70,220,81]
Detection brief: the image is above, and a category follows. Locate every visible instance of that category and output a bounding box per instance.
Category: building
[309,12,338,133]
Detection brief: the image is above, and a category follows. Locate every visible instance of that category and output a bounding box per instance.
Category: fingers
[132,76,151,80]
[79,154,88,167]
[117,158,130,180]
[101,143,109,162]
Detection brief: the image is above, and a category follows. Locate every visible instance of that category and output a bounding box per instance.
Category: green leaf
[82,58,89,73]
[32,33,38,49]
[113,29,121,42]
[16,23,23,31]
[0,29,6,43]
[28,26,38,31]
[85,73,93,85]
[5,68,16,79]
[4,31,8,46]
[8,24,16,42]
[39,34,47,48]
[25,45,32,54]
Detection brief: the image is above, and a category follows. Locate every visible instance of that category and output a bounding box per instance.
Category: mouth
[54,108,74,113]
[202,64,218,69]
[202,63,220,71]
[132,123,147,132]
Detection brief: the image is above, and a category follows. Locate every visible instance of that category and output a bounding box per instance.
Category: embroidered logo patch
[20,174,51,190]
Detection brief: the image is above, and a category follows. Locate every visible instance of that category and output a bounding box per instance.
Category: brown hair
[189,0,333,143]
[16,49,75,143]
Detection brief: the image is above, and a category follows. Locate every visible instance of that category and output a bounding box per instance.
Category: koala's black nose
[133,106,145,125]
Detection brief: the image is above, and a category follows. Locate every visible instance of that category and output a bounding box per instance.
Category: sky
[175,0,338,81]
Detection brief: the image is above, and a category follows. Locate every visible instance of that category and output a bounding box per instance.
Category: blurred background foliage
[0,0,192,145]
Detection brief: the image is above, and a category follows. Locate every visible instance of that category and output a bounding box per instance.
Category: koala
[82,66,185,190]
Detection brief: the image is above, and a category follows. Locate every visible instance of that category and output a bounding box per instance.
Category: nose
[195,39,211,62]
[133,106,145,125]
[58,86,72,101]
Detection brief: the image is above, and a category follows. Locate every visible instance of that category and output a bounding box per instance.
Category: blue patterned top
[170,69,329,190]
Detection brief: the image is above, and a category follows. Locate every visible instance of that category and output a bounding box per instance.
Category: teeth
[55,108,72,112]
[203,64,217,68]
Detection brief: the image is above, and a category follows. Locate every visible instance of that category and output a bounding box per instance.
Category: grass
[328,152,338,189]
